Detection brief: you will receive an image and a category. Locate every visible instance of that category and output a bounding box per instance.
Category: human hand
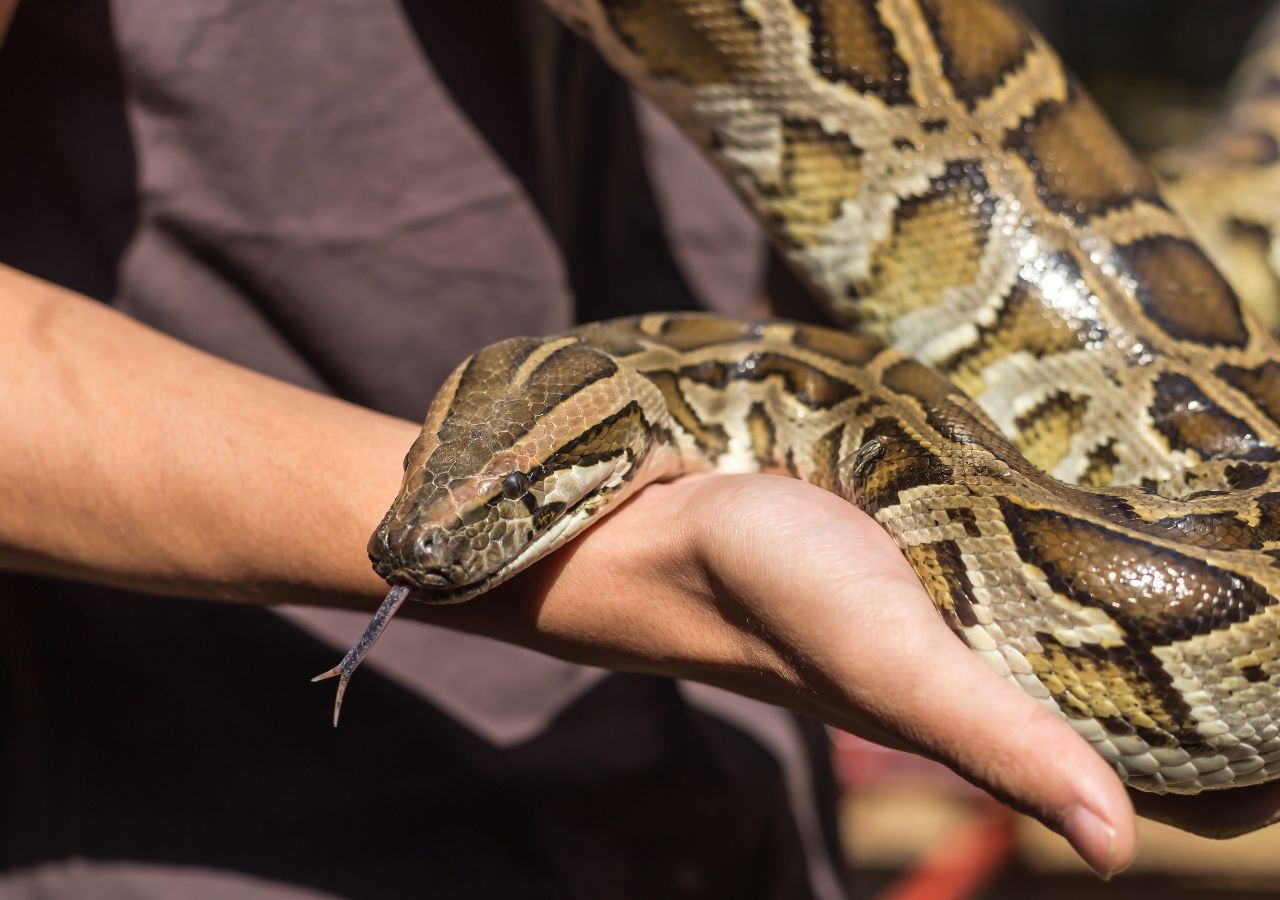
[409,472,1149,877]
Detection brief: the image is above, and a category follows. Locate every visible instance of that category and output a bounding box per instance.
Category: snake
[313,0,1280,796]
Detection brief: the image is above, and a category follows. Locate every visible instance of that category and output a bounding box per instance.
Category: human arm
[23,258,1280,873]
[0,262,1139,875]
[0,0,16,47]
[0,263,418,605]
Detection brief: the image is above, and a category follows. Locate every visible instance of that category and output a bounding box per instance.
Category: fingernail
[1064,805,1121,880]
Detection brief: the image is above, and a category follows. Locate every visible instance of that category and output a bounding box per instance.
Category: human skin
[0,1,14,44]
[9,261,1280,877]
[3,0,1279,878]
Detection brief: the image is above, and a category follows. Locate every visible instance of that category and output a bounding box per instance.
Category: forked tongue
[311,585,410,726]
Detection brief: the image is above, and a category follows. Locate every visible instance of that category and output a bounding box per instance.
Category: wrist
[222,402,420,609]
[409,475,796,694]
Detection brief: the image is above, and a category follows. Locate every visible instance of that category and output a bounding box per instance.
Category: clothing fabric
[0,2,846,897]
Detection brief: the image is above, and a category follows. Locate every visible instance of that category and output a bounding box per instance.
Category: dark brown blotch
[1081,440,1120,487]
[1136,511,1260,552]
[1242,664,1267,684]
[1151,372,1278,462]
[881,358,964,409]
[1217,361,1280,428]
[999,497,1277,646]
[602,0,763,85]
[1119,237,1249,348]
[882,359,1024,464]
[908,539,979,630]
[1225,462,1271,490]
[918,0,1032,108]
[809,423,845,490]
[947,507,984,537]
[850,418,946,514]
[793,0,912,104]
[1251,493,1280,547]
[1003,84,1160,219]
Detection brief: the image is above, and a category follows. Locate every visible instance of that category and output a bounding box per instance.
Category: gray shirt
[0,2,846,897]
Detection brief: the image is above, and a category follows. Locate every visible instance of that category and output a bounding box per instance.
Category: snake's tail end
[311,585,412,728]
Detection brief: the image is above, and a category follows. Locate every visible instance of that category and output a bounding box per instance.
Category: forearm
[0,0,17,48]
[0,263,417,607]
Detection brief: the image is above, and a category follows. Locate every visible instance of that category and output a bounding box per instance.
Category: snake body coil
[317,0,1280,795]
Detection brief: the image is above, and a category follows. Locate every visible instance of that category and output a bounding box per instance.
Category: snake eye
[501,470,531,500]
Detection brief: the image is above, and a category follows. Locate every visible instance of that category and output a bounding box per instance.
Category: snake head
[368,332,666,603]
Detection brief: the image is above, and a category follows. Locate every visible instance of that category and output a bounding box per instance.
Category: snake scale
[314,1,1280,796]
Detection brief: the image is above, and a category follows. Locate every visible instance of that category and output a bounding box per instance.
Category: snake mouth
[372,555,485,604]
[385,570,451,591]
[375,492,609,605]
[383,569,482,605]
[381,551,537,606]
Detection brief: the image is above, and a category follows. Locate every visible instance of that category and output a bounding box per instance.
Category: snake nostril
[413,531,433,560]
[410,526,450,569]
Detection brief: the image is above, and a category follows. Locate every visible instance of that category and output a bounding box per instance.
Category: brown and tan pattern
[323,313,1280,795]
[314,0,1280,796]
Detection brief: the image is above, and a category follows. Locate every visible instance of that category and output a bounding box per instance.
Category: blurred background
[833,4,1280,898]
[834,731,1280,899]
[1019,0,1273,153]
